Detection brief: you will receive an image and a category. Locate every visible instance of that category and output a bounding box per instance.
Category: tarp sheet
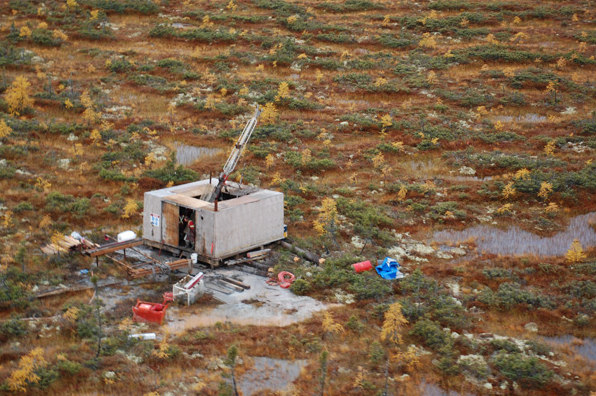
[376,257,404,280]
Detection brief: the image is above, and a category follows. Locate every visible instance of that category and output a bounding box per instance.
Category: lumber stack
[41,235,98,255]
[127,259,190,279]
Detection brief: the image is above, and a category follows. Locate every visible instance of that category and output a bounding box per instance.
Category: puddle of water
[420,380,472,396]
[175,143,222,166]
[238,357,307,396]
[433,213,596,256]
[166,271,336,333]
[171,23,193,29]
[543,336,596,364]
[401,160,492,182]
[493,113,547,123]
[450,175,493,182]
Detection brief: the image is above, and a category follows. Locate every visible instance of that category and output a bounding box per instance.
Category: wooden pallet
[127,259,190,279]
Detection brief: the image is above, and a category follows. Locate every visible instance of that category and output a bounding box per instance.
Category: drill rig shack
[142,106,285,267]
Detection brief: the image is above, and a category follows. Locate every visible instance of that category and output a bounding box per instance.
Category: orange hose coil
[278,271,295,288]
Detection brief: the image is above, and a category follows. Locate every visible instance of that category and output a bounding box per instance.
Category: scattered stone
[58,159,70,170]
[409,344,431,356]
[459,166,476,175]
[435,251,453,259]
[103,105,133,119]
[561,107,576,115]
[126,354,143,364]
[446,282,460,297]
[410,243,434,255]
[351,236,365,249]
[207,357,226,370]
[31,56,45,65]
[333,289,355,304]
[483,383,493,390]
[450,247,467,256]
[524,322,538,332]
[387,246,406,260]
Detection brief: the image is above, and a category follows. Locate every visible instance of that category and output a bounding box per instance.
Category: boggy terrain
[0,0,595,394]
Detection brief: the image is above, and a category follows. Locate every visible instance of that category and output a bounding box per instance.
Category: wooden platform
[84,239,144,257]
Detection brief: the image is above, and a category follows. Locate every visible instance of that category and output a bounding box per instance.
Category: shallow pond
[543,335,596,364]
[420,380,473,396]
[493,113,548,123]
[401,159,492,182]
[175,142,222,166]
[238,357,307,396]
[433,212,596,256]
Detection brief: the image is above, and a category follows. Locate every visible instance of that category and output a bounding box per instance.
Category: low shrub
[58,360,82,376]
[318,0,384,12]
[31,29,62,46]
[0,318,28,339]
[492,352,553,388]
[409,318,452,351]
[142,160,198,184]
[290,279,311,296]
[83,0,159,14]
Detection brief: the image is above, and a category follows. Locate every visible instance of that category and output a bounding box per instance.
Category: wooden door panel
[163,202,179,246]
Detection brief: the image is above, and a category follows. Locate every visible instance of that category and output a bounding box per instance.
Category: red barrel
[352,260,372,273]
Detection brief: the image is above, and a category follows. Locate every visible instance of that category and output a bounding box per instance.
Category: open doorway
[178,206,195,249]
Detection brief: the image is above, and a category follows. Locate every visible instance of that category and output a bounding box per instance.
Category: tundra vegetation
[0,0,595,395]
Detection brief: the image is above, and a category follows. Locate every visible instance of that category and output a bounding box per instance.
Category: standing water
[542,336,596,364]
[433,213,596,256]
[419,380,472,396]
[238,357,307,396]
[175,143,222,166]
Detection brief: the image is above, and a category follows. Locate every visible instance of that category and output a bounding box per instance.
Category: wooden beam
[106,254,133,270]
[36,280,124,299]
[280,241,320,264]
[247,249,271,258]
[85,239,144,257]
[221,276,250,290]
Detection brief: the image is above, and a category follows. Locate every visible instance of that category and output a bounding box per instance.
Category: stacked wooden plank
[41,235,98,255]
[224,249,271,266]
[127,259,190,279]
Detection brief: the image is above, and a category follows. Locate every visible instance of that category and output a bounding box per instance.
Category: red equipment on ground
[162,292,174,303]
[132,298,169,324]
[352,260,373,273]
[266,271,296,288]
